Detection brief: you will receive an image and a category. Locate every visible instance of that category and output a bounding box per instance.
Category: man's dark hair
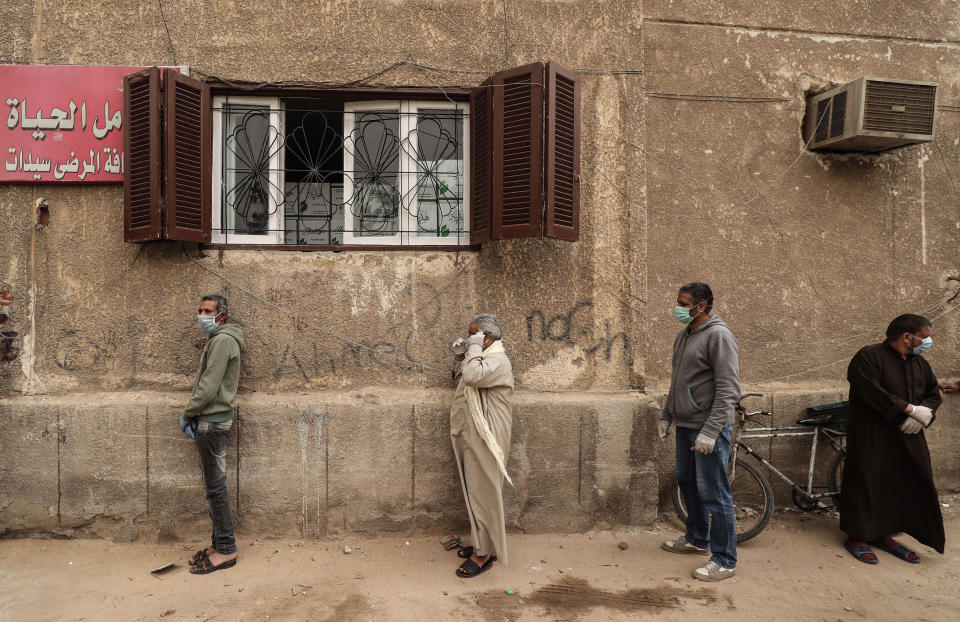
[679,282,714,313]
[202,294,229,315]
[885,313,931,341]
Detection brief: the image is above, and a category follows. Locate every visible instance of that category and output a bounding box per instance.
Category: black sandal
[843,540,878,565]
[188,549,210,567]
[871,540,920,564]
[456,556,494,578]
[457,546,497,562]
[189,555,237,575]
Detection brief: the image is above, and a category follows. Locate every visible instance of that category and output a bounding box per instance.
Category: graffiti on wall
[0,287,18,363]
[273,336,426,382]
[269,280,445,383]
[36,273,633,386]
[525,300,630,363]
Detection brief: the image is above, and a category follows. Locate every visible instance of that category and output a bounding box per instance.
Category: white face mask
[197,314,219,334]
[912,335,933,356]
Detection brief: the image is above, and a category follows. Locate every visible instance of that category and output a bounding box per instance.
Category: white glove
[467,331,485,346]
[693,432,716,454]
[908,405,933,428]
[900,415,924,434]
[658,420,671,438]
[451,337,466,356]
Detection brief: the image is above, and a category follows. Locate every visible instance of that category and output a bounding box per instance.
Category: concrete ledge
[5,387,958,541]
[0,389,659,541]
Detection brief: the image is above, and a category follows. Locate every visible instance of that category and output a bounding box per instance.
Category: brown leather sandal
[189,555,237,575]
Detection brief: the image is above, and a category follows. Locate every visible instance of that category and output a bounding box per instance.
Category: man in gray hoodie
[658,282,741,581]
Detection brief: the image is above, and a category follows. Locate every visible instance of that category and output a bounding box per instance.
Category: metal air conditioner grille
[863,81,936,134]
[815,99,830,142]
[830,91,846,138]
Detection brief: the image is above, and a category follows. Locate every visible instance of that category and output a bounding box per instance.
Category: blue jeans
[195,420,237,555]
[675,425,737,569]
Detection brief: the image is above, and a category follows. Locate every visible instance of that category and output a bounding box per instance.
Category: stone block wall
[0,390,660,540]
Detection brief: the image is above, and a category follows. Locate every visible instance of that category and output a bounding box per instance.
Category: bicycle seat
[797,401,849,429]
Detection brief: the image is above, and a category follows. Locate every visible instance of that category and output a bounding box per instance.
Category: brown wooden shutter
[123,68,163,242]
[469,78,493,245]
[492,62,543,239]
[544,62,581,241]
[163,69,211,242]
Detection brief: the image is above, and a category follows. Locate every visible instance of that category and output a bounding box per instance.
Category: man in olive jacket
[180,294,245,575]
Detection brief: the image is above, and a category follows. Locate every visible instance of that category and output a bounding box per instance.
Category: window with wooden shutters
[471,61,581,244]
[122,67,212,243]
[123,67,162,242]
[122,64,580,249]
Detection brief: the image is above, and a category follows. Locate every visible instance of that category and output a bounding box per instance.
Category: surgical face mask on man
[673,305,701,325]
[909,335,933,356]
[197,314,220,334]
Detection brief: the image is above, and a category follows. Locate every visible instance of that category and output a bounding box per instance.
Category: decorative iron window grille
[211,96,469,246]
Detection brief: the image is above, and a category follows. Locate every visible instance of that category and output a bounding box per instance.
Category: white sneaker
[692,559,736,582]
[661,535,710,555]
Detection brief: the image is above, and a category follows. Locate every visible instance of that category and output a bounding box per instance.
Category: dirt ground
[1,499,958,622]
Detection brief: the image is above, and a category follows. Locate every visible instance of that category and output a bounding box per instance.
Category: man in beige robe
[450,313,514,578]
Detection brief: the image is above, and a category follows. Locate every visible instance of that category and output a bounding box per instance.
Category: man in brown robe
[449,313,514,578]
[841,313,944,564]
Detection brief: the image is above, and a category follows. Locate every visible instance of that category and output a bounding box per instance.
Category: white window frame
[404,100,470,246]
[211,95,284,245]
[211,96,470,247]
[342,100,403,246]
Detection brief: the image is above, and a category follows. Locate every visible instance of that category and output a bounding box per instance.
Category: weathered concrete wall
[641,14,960,387]
[0,1,645,397]
[4,386,957,541]
[2,1,960,538]
[0,390,659,539]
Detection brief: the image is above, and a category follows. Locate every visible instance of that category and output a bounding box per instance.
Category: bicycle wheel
[672,457,774,543]
[828,449,846,501]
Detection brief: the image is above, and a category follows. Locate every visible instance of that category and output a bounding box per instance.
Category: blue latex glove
[179,414,196,439]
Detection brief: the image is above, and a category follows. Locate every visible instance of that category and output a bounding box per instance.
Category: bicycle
[671,393,848,542]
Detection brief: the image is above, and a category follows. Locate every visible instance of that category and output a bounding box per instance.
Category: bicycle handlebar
[737,393,764,405]
[736,393,770,416]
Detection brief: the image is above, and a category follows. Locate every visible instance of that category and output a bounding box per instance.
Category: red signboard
[0,65,182,184]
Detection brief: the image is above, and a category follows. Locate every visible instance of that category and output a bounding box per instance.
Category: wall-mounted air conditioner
[804,77,938,152]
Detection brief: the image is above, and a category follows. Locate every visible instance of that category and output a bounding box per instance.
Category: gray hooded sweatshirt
[660,314,741,439]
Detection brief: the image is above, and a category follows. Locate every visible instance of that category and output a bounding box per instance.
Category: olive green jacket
[183,323,245,422]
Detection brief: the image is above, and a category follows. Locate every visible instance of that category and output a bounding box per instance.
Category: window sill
[200,243,480,252]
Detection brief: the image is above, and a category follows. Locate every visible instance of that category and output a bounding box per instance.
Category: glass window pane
[349,112,400,238]
[222,104,282,237]
[284,182,345,245]
[283,100,345,245]
[415,109,464,238]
